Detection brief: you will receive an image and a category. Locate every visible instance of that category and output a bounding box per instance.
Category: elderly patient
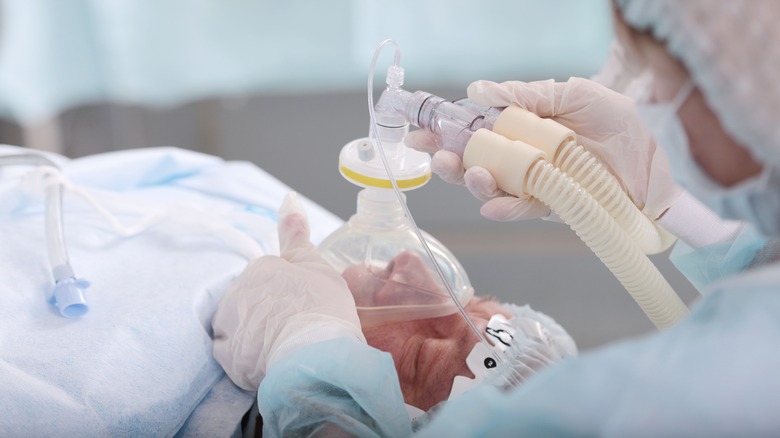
[212,193,575,415]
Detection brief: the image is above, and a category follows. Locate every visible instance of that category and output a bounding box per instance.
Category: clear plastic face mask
[324,225,475,327]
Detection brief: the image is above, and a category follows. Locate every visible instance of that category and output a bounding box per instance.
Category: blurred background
[0,0,699,350]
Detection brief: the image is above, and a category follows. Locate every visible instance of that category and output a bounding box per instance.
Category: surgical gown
[259,231,780,437]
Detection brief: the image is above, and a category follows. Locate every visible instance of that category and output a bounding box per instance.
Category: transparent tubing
[0,153,89,318]
[0,155,70,271]
[45,182,70,273]
[526,159,687,329]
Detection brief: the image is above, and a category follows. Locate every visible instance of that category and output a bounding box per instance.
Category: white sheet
[0,146,342,436]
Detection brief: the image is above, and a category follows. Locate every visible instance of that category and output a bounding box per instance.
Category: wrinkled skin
[362,297,511,411]
[342,250,512,411]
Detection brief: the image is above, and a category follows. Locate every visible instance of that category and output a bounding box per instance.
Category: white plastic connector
[492,106,575,159]
[386,65,404,89]
[463,129,544,197]
[357,139,375,162]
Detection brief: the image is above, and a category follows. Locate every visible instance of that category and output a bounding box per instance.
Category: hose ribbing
[554,141,676,255]
[526,160,688,329]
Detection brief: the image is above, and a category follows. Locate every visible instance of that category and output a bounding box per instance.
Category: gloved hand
[406,129,552,221]
[212,192,365,391]
[405,77,683,222]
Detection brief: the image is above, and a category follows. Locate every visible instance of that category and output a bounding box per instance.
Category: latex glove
[467,77,684,222]
[405,130,552,221]
[212,192,365,391]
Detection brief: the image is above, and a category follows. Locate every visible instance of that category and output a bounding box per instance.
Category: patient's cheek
[362,316,475,411]
[363,321,416,357]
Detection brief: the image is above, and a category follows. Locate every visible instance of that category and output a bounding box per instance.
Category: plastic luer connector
[50,277,90,318]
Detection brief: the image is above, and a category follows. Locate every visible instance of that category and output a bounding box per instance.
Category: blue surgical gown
[259,230,780,437]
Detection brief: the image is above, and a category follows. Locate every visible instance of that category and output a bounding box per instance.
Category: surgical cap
[615,0,780,168]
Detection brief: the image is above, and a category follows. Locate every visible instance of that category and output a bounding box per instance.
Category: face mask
[636,81,780,237]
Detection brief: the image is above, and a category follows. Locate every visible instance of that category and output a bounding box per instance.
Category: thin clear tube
[0,154,70,274]
[0,153,88,318]
[45,181,70,273]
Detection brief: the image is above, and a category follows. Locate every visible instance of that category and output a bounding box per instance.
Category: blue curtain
[0,0,613,123]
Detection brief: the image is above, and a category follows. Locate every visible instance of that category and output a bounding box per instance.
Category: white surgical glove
[406,77,683,222]
[469,77,684,222]
[212,192,365,391]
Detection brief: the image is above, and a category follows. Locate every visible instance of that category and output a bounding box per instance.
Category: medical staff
[406,1,780,435]
[221,0,780,436]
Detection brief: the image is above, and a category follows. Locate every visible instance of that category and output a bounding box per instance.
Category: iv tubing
[366,40,493,349]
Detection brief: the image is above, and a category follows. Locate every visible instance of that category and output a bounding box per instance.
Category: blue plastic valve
[50,277,90,318]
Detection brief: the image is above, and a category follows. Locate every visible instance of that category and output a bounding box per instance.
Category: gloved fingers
[278,192,323,265]
[479,195,551,222]
[431,150,465,185]
[468,77,627,125]
[467,79,564,117]
[404,129,440,153]
[463,166,504,201]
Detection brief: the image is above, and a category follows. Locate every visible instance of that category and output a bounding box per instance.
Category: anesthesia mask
[317,40,476,328]
[317,168,475,328]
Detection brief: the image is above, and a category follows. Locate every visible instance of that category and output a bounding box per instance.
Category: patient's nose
[373,251,449,306]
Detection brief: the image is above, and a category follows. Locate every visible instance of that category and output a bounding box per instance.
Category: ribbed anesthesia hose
[552,141,676,255]
[490,106,675,256]
[526,159,688,328]
[464,128,688,329]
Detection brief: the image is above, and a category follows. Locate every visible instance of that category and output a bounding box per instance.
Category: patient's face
[342,251,511,411]
[362,297,510,411]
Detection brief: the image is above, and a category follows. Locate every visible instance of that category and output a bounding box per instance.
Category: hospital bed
[0,145,342,436]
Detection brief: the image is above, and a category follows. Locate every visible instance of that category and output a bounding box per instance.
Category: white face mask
[636,81,780,237]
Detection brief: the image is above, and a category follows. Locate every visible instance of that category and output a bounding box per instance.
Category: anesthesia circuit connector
[371,61,688,329]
